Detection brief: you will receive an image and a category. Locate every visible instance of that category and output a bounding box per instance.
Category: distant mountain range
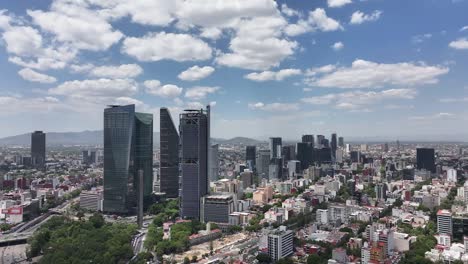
[0,131,264,146]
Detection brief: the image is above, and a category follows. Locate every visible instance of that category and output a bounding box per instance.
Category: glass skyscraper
[103,105,153,214]
[179,106,210,220]
[159,107,180,198]
[269,137,282,159]
[31,131,46,169]
[416,148,436,173]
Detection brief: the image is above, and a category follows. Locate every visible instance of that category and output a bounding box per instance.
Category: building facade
[160,107,180,198]
[179,106,210,220]
[103,104,153,214]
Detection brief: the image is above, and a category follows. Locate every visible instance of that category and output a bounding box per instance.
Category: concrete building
[201,194,235,224]
[437,209,453,235]
[79,190,103,211]
[268,227,294,261]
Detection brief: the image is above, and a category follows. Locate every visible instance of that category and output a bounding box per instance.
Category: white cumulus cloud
[122,32,212,62]
[331,42,344,51]
[244,69,302,82]
[90,64,143,78]
[308,59,449,89]
[449,38,468,50]
[328,0,352,8]
[18,68,57,83]
[144,80,183,98]
[350,10,383,25]
[178,65,215,81]
[185,86,219,100]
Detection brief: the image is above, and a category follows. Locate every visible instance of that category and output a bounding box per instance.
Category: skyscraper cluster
[246,133,344,182]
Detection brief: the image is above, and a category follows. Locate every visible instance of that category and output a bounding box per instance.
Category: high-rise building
[179,106,210,220]
[437,209,453,235]
[201,194,235,224]
[302,135,314,146]
[268,228,294,261]
[281,145,295,164]
[269,158,283,181]
[375,183,388,201]
[31,131,46,169]
[160,107,180,198]
[103,105,153,214]
[209,144,219,182]
[246,146,256,171]
[316,135,325,148]
[417,148,436,173]
[296,142,312,170]
[256,150,271,179]
[269,137,282,159]
[338,137,344,148]
[331,133,337,160]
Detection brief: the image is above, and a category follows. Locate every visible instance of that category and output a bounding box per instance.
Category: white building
[268,227,294,261]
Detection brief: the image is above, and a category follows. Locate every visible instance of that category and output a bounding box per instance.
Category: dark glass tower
[296,142,312,170]
[179,106,210,220]
[31,131,46,169]
[160,108,180,198]
[338,137,344,147]
[417,148,436,173]
[302,134,314,147]
[103,105,153,214]
[269,137,282,159]
[331,133,337,160]
[246,146,256,171]
[316,135,325,148]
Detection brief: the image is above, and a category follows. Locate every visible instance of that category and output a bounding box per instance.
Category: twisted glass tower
[103,105,153,214]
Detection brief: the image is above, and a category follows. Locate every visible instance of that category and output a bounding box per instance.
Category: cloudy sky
[0,0,467,140]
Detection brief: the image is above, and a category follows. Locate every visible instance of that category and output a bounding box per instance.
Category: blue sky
[0,0,467,140]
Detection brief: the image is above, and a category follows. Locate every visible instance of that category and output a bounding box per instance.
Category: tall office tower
[103,105,153,214]
[209,144,219,182]
[296,142,312,170]
[417,148,436,173]
[437,209,453,235]
[246,146,256,171]
[268,228,294,261]
[256,150,271,179]
[383,143,389,152]
[269,137,282,159]
[322,139,330,148]
[396,140,400,151]
[82,150,89,164]
[316,135,325,148]
[302,134,314,146]
[269,158,283,181]
[375,183,388,201]
[179,106,210,220]
[160,108,180,198]
[281,145,295,163]
[331,133,337,160]
[338,137,344,148]
[316,148,332,164]
[31,131,46,169]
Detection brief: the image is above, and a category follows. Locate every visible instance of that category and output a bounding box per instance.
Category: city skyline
[0,0,467,140]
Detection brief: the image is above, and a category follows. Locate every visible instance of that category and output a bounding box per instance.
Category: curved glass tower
[103,105,153,214]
